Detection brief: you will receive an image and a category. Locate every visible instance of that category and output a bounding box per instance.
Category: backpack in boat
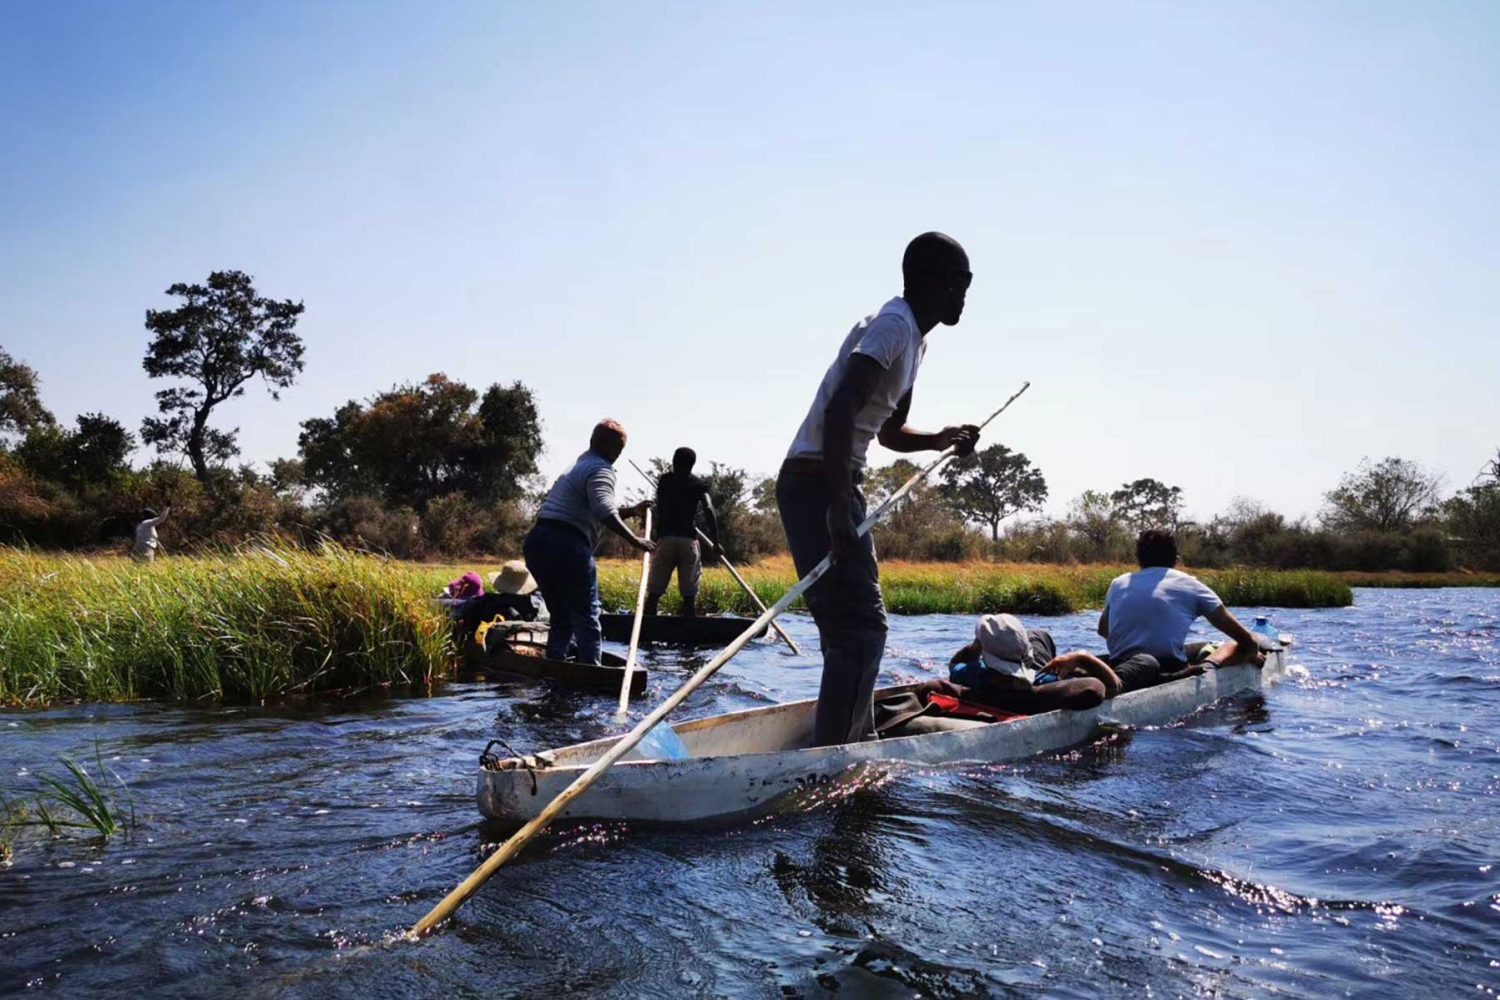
[873,682,1026,737]
[457,592,541,635]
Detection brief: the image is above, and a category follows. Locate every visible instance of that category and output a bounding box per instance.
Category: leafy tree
[16,414,134,490]
[1321,456,1442,533]
[866,459,924,513]
[1444,448,1500,570]
[868,457,975,560]
[0,348,56,442]
[938,444,1048,541]
[267,457,307,499]
[474,383,543,500]
[751,476,777,513]
[140,270,305,484]
[1110,478,1184,531]
[1066,489,1124,557]
[298,374,541,510]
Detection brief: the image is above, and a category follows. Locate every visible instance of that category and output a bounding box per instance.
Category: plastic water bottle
[1250,615,1278,647]
[629,724,691,761]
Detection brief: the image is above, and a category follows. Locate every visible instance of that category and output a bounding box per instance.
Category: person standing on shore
[644,446,720,619]
[777,232,981,747]
[523,420,654,665]
[132,506,170,562]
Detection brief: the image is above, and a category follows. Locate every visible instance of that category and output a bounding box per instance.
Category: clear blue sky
[3,1,1496,520]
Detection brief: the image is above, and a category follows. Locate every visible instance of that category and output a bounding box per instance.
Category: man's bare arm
[604,502,655,553]
[877,388,979,455]
[1205,606,1266,666]
[1049,651,1122,698]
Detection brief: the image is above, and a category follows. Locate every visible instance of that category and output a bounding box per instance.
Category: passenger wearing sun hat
[452,560,544,639]
[972,613,1040,686]
[490,561,538,597]
[945,613,1123,713]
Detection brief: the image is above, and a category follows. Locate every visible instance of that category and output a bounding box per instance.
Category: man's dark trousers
[776,461,888,746]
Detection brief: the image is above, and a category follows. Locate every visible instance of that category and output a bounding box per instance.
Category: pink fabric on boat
[446,571,485,599]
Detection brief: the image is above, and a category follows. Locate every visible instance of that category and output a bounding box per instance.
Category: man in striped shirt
[523,420,655,664]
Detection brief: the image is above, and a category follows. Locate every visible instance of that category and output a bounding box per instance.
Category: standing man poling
[132,506,170,562]
[777,232,981,747]
[523,419,654,665]
[644,447,720,619]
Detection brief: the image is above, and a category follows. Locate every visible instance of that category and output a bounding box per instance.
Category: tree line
[3,270,1498,570]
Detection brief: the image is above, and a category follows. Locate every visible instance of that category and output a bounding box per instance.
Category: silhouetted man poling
[777,232,981,747]
[644,446,720,618]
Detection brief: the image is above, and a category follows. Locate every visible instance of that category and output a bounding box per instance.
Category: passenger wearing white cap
[946,613,1122,713]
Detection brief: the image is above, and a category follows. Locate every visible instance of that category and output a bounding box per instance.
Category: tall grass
[1,545,1356,708]
[0,544,452,706]
[594,556,1354,616]
[1337,570,1500,589]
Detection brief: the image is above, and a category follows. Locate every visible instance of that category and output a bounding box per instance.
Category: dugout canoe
[477,642,1288,824]
[598,613,769,646]
[462,634,648,698]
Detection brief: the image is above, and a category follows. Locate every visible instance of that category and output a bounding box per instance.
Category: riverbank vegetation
[2,546,1361,708]
[594,557,1354,616]
[0,546,450,706]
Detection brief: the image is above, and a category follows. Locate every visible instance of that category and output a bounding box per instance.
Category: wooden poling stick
[617,507,653,715]
[407,380,1030,938]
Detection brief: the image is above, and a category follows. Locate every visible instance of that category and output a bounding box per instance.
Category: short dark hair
[901,232,966,287]
[589,418,626,454]
[1136,529,1178,568]
[672,446,696,470]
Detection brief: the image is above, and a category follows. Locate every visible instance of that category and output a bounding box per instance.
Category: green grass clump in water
[1,747,136,854]
[33,750,132,839]
[594,556,1353,616]
[0,545,452,706]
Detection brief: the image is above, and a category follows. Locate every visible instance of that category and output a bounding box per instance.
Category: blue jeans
[776,462,888,746]
[522,519,602,664]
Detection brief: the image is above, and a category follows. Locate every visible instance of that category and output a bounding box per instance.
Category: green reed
[594,557,1353,616]
[0,544,452,706]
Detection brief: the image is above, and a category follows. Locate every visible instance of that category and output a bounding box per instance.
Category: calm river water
[3,588,1498,997]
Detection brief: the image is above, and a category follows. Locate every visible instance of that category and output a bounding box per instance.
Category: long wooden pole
[628,459,802,655]
[408,381,1030,938]
[617,508,653,715]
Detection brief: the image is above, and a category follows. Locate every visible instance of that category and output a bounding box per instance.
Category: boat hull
[477,648,1286,823]
[462,636,647,697]
[598,613,768,646]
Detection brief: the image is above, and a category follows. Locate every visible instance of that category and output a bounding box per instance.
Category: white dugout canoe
[478,644,1288,825]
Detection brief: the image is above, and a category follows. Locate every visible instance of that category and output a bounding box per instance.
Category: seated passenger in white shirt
[1096,529,1266,691]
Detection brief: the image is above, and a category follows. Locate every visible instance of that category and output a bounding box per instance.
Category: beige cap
[490,560,538,596]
